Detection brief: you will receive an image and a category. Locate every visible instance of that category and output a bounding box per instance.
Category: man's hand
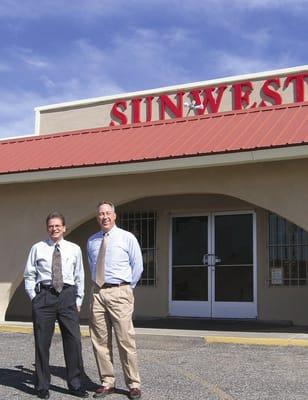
[76,305,81,313]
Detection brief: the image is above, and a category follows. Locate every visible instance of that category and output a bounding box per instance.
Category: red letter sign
[110,100,128,126]
[190,86,227,114]
[159,92,184,120]
[259,78,282,106]
[233,81,256,110]
[285,74,308,102]
[131,98,142,124]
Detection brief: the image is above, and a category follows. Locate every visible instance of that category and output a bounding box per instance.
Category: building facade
[1,66,308,324]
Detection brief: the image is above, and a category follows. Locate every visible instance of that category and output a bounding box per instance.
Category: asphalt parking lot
[1,331,308,400]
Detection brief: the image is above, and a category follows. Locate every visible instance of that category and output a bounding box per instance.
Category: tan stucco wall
[2,158,308,323]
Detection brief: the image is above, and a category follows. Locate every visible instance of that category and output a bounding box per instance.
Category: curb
[0,324,91,337]
[2,324,308,347]
[204,335,308,347]
[0,324,33,334]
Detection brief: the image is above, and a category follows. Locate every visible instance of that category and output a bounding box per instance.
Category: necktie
[96,233,109,287]
[52,243,64,293]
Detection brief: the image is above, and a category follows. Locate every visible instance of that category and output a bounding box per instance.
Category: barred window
[268,213,308,286]
[118,211,157,286]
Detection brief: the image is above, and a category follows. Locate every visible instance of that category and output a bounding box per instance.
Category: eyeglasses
[47,225,64,230]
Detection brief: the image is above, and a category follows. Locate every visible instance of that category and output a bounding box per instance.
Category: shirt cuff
[29,290,36,300]
[76,296,83,307]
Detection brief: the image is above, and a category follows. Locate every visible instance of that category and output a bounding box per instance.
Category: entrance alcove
[5,193,259,322]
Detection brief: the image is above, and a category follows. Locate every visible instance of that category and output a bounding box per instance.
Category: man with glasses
[24,211,88,399]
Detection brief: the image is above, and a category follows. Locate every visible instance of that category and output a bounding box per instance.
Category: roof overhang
[1,144,307,185]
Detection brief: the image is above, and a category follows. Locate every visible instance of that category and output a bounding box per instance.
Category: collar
[101,225,117,237]
[47,238,65,247]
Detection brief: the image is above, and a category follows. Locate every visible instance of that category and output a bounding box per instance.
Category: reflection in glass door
[170,212,256,318]
[212,213,256,318]
[170,216,211,317]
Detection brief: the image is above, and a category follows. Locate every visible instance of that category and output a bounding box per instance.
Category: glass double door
[170,212,256,318]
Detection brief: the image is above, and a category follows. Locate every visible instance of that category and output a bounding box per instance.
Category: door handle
[202,253,214,265]
[202,253,220,266]
[202,254,221,266]
[202,254,208,265]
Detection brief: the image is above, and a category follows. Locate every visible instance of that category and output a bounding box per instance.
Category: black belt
[101,282,130,289]
[38,283,73,293]
[41,283,72,289]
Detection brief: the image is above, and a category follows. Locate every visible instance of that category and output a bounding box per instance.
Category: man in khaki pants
[87,201,143,399]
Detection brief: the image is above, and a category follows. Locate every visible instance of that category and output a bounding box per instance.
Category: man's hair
[46,211,66,226]
[97,201,116,212]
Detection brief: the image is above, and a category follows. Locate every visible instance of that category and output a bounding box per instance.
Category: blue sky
[0,0,307,139]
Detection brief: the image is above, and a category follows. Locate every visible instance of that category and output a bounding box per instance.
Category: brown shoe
[129,388,141,399]
[93,386,115,398]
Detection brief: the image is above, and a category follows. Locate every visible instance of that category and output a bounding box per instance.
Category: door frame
[210,211,257,318]
[168,212,211,317]
[168,210,257,319]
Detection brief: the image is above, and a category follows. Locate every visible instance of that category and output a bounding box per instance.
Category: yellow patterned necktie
[95,233,109,287]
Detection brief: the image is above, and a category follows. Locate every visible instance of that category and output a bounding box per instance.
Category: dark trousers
[32,286,83,391]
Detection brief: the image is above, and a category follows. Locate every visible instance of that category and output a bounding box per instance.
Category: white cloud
[0,0,134,19]
[13,47,49,69]
[40,76,56,89]
[13,40,125,113]
[21,55,48,69]
[0,37,126,138]
[0,91,40,138]
[0,0,306,21]
[245,29,272,48]
[105,29,194,87]
[179,0,307,12]
[212,51,295,77]
[0,62,10,72]
[35,32,193,102]
[0,29,193,138]
[230,0,307,10]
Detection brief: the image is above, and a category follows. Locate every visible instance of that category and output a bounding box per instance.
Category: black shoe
[129,388,141,399]
[37,389,50,399]
[69,387,89,398]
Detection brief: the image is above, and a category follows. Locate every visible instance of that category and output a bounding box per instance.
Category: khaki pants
[89,285,141,389]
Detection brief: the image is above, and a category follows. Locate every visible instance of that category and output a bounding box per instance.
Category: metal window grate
[268,213,308,286]
[118,211,157,286]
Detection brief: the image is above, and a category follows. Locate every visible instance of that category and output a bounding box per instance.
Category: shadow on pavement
[0,364,99,397]
[49,365,98,392]
[0,365,36,395]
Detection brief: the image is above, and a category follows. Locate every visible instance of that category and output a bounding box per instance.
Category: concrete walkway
[2,318,308,347]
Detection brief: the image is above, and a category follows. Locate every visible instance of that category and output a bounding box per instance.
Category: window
[118,211,157,286]
[268,213,308,286]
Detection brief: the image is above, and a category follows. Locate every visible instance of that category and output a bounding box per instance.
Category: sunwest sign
[109,73,308,126]
[36,67,308,135]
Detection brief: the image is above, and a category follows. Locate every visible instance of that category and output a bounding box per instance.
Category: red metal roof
[1,102,308,175]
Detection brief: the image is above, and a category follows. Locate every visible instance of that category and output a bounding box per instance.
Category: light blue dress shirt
[87,225,143,288]
[24,238,85,306]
